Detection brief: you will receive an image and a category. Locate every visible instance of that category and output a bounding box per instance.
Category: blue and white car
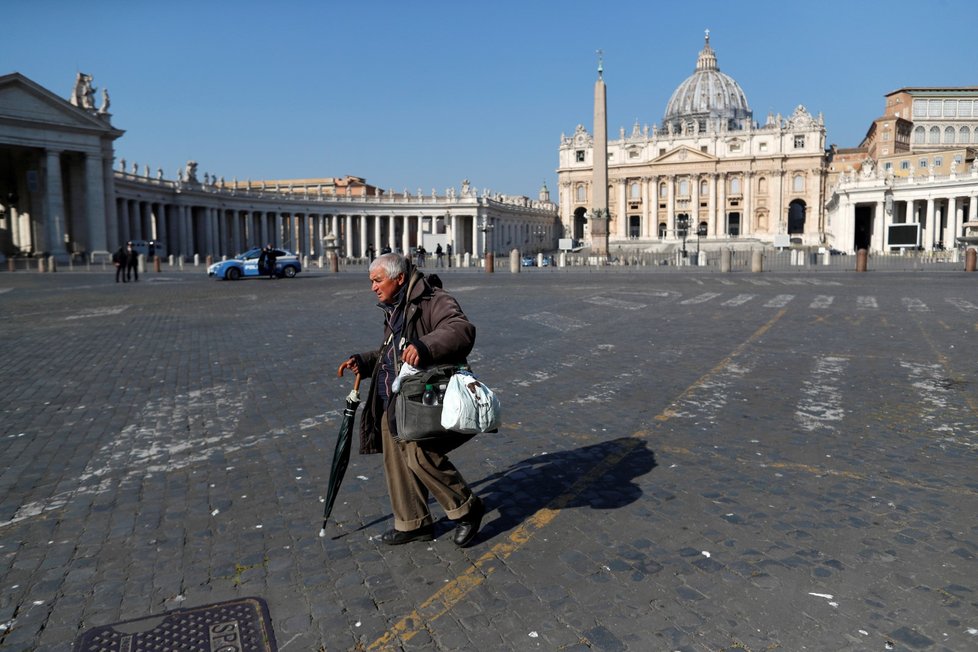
[207,247,302,280]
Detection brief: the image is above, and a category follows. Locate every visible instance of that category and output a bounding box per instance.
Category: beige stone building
[825,88,978,252]
[557,32,828,253]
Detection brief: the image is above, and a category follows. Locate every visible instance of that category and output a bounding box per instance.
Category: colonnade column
[415,214,423,252]
[617,180,627,238]
[344,215,354,257]
[44,149,67,257]
[402,216,411,255]
[84,152,108,257]
[743,173,753,237]
[946,197,957,248]
[359,215,368,257]
[690,175,699,232]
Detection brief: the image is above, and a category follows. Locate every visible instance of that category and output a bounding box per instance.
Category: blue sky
[7,0,976,198]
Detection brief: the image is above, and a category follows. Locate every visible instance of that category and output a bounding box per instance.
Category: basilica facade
[558,32,828,252]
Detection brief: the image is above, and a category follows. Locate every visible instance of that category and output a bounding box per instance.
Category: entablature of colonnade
[113,170,559,217]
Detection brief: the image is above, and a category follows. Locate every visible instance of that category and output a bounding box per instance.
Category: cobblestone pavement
[1,267,976,651]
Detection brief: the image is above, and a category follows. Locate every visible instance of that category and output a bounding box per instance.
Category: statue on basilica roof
[69,72,96,110]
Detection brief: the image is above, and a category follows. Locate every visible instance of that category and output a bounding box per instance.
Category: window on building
[960,100,974,117]
[659,148,666,157]
[960,126,971,143]
[759,142,769,152]
[882,132,891,141]
[934,157,943,167]
[630,182,640,199]
[914,126,925,143]
[699,179,708,195]
[945,126,956,144]
[678,179,689,196]
[900,160,910,170]
[575,150,585,162]
[928,99,942,117]
[758,177,767,194]
[792,174,804,192]
[945,99,957,117]
[884,162,893,171]
[730,142,741,152]
[920,159,928,168]
[794,135,805,148]
[913,99,926,118]
[929,127,940,144]
[954,155,963,165]
[576,184,586,202]
[628,150,639,159]
[730,177,741,194]
[659,182,667,198]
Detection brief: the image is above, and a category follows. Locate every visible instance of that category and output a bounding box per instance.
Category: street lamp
[676,215,689,259]
[480,217,495,273]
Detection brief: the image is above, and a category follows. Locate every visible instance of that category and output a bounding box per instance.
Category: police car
[207,247,302,280]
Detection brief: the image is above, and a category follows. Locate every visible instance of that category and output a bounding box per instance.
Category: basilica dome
[662,32,752,133]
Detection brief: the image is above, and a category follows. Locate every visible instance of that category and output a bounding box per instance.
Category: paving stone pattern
[0,268,976,651]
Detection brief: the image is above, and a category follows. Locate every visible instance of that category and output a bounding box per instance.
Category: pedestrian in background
[124,242,139,282]
[112,245,126,282]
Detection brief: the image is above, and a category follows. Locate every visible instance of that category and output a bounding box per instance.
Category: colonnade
[111,178,558,262]
[827,173,978,252]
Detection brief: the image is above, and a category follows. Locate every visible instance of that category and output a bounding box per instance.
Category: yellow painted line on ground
[367,311,788,650]
[655,308,787,422]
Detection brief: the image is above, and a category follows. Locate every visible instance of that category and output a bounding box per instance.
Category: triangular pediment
[0,72,122,135]
[653,146,717,164]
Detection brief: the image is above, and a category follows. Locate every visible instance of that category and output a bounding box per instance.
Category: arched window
[659,182,667,198]
[699,179,708,195]
[730,177,741,194]
[913,126,925,144]
[929,126,941,144]
[575,184,586,203]
[678,179,689,196]
[945,126,956,143]
[630,182,640,199]
[793,175,805,192]
[758,177,768,194]
[960,126,970,143]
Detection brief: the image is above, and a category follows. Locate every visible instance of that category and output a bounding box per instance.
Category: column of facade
[640,177,651,239]
[666,176,675,238]
[415,213,424,252]
[101,147,118,254]
[84,152,109,257]
[275,213,284,248]
[471,215,479,256]
[925,198,936,249]
[180,205,191,258]
[715,173,725,237]
[969,195,977,223]
[374,215,382,253]
[690,175,699,234]
[874,200,886,251]
[450,213,459,253]
[617,180,627,238]
[946,197,957,248]
[743,173,753,237]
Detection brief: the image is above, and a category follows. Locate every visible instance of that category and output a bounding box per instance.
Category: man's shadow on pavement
[468,436,658,544]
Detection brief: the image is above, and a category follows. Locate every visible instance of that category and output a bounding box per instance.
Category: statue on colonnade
[69,72,96,110]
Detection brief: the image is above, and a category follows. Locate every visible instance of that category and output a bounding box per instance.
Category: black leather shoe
[381,525,434,545]
[453,497,485,547]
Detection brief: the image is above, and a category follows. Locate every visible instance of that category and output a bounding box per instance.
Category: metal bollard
[485,252,494,274]
[205,255,213,266]
[856,249,868,272]
[966,247,977,272]
[154,256,161,273]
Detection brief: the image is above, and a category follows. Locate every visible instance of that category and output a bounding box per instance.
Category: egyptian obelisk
[591,50,609,256]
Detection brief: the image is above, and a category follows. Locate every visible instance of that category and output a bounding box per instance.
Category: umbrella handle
[337,362,361,392]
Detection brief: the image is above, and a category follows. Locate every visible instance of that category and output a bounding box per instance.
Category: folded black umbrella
[319,370,361,537]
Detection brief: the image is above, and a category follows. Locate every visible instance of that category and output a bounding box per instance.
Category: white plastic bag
[440,371,501,434]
